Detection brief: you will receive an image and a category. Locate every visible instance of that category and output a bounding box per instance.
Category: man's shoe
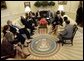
[27,41,32,44]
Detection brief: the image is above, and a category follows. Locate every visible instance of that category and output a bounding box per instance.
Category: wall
[1,1,25,26]
[65,1,79,20]
[1,1,80,26]
[30,1,79,20]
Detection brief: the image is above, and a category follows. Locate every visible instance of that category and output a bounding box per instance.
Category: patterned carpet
[2,16,83,60]
[13,25,83,60]
[28,34,60,57]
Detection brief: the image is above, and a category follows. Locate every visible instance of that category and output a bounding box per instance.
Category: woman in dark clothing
[1,32,30,60]
[2,25,10,36]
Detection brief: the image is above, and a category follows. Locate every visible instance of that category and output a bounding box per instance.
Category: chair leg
[71,40,73,46]
[62,40,64,46]
[62,43,63,46]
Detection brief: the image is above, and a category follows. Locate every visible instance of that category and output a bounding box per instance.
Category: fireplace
[39,10,48,18]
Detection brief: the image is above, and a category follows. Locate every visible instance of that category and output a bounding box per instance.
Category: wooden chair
[62,24,78,46]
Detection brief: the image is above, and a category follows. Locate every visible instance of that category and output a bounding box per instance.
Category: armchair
[62,24,78,46]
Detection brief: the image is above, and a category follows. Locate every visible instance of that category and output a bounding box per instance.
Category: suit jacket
[54,15,63,25]
[61,24,73,38]
[21,18,32,29]
[9,25,17,34]
[52,15,60,25]
[36,11,41,18]
[15,33,25,44]
[20,17,26,25]
[47,11,53,18]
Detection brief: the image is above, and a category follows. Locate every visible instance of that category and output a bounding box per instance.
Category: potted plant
[34,1,41,7]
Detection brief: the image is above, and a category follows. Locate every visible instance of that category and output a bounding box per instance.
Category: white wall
[1,1,25,26]
[1,1,80,26]
[65,1,79,20]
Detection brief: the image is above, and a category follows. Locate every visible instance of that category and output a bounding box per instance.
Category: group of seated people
[50,11,76,43]
[1,10,76,60]
[1,11,38,59]
[1,20,33,59]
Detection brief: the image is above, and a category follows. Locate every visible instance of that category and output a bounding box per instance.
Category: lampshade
[25,6,31,13]
[58,5,64,11]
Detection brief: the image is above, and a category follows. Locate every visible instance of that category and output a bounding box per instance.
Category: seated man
[24,14,36,35]
[54,11,63,26]
[57,20,73,43]
[46,10,53,24]
[7,20,32,39]
[29,12,37,26]
[36,10,41,21]
[63,17,69,28]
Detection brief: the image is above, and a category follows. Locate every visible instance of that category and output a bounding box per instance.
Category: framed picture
[58,1,67,5]
[24,2,31,8]
[1,1,7,10]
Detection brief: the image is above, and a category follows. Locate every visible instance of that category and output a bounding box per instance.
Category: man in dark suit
[54,11,63,26]
[36,10,41,21]
[7,20,32,39]
[29,12,37,26]
[21,14,35,35]
[47,10,53,18]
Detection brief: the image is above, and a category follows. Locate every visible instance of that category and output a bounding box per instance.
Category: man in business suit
[29,12,37,26]
[57,20,74,43]
[46,10,53,24]
[54,11,63,26]
[52,11,62,31]
[76,6,83,27]
[36,10,41,21]
[47,10,53,18]
[7,20,32,39]
[23,13,35,35]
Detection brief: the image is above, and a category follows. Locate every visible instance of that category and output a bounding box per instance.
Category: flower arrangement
[39,18,48,28]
